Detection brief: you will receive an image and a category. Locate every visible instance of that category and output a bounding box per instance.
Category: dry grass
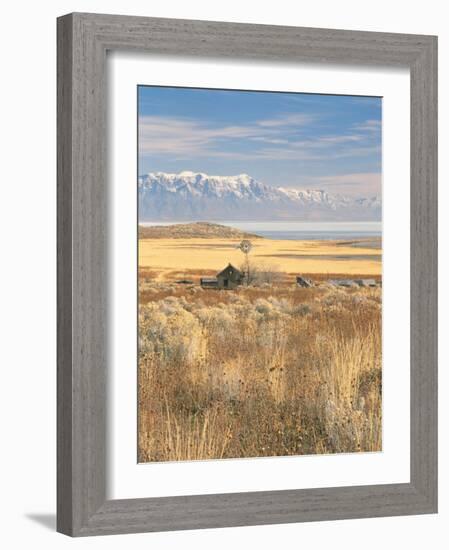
[138,277,382,462]
[139,237,382,279]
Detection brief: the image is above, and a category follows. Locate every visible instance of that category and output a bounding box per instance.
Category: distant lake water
[221,221,381,240]
[140,221,382,241]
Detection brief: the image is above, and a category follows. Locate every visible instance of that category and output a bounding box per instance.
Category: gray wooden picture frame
[57,12,438,537]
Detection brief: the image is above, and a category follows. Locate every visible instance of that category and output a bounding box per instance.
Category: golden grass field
[138,234,382,462]
[139,237,381,280]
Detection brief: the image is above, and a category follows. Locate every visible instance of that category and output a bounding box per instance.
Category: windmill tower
[238,239,253,285]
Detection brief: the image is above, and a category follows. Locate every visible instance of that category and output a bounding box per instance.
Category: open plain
[138,227,382,462]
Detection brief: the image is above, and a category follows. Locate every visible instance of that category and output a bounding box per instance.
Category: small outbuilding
[354,278,377,287]
[200,277,219,288]
[296,276,313,288]
[329,279,358,288]
[329,278,378,288]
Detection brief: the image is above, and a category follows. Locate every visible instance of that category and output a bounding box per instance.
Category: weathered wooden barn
[200,263,244,289]
[216,263,243,289]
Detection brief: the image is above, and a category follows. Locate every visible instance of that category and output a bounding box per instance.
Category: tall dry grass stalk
[138,282,382,462]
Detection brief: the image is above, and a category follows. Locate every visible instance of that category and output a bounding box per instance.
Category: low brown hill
[139,222,262,239]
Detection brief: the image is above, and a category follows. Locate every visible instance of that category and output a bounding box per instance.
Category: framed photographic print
[57,13,438,536]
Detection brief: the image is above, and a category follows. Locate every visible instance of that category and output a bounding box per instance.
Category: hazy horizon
[139,220,382,241]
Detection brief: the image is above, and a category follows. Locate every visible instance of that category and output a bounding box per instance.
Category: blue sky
[138,86,381,197]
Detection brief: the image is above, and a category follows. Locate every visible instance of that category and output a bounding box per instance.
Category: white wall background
[0,1,445,548]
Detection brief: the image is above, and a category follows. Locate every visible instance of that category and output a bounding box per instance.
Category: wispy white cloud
[139,115,272,159]
[257,113,315,127]
[250,137,290,145]
[139,113,380,163]
[318,135,364,144]
[352,119,382,133]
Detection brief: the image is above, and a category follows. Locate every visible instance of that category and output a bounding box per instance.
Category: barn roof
[216,263,242,278]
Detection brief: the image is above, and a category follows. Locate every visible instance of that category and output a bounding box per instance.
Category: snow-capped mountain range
[138,171,381,222]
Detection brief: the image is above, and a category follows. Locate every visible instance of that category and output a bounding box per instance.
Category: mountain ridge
[138,171,381,222]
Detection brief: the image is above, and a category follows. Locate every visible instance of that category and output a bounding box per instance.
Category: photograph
[137,86,383,463]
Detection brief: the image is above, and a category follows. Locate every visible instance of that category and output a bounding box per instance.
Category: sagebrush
[138,281,382,462]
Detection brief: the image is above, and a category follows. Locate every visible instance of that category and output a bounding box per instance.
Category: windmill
[238,239,253,285]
